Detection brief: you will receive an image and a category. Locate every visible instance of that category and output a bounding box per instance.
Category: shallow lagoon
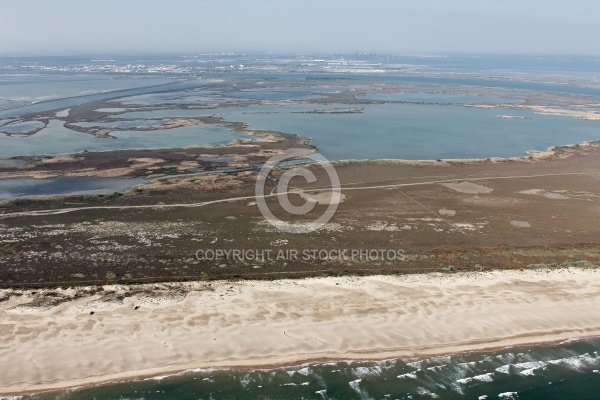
[115,103,600,160]
[228,90,324,101]
[113,91,230,106]
[0,80,206,119]
[360,92,523,104]
[0,73,173,104]
[0,176,147,200]
[0,120,250,157]
[120,103,599,160]
[0,120,45,133]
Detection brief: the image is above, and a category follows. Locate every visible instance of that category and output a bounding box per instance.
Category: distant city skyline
[1,0,599,56]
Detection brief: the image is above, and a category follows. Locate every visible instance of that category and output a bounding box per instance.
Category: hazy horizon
[2,0,600,56]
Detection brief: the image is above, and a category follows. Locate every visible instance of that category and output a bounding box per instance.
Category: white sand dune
[2,268,600,394]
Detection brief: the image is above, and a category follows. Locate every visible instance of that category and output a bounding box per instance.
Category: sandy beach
[2,268,600,395]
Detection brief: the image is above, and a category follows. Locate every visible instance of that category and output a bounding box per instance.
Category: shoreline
[0,136,597,199]
[3,268,600,395]
[1,134,595,166]
[5,335,600,397]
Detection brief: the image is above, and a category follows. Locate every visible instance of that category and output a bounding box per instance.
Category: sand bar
[2,268,600,394]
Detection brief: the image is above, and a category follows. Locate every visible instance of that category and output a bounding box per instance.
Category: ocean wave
[23,337,600,399]
[498,392,518,399]
[397,371,419,379]
[513,360,547,376]
[456,372,495,385]
[142,367,222,381]
[406,360,423,369]
[495,364,511,374]
[353,365,383,378]
[492,351,600,378]
[426,364,447,372]
[547,352,599,371]
[348,378,373,400]
[295,367,312,376]
[415,386,440,398]
[238,373,252,388]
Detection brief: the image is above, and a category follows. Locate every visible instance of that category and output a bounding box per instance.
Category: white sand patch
[453,223,476,231]
[526,105,600,121]
[511,220,531,228]
[497,115,529,119]
[95,108,127,113]
[296,190,346,205]
[259,220,345,233]
[519,189,545,195]
[518,189,569,200]
[543,192,569,200]
[40,155,82,164]
[129,157,165,166]
[442,181,492,194]
[55,108,70,117]
[439,208,456,217]
[366,222,399,231]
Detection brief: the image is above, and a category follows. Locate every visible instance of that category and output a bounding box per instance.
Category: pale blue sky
[1,0,598,55]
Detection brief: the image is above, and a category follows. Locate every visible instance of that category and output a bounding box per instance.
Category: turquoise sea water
[13,337,600,400]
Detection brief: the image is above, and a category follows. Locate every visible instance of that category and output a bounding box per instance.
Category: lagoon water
[360,92,524,104]
[118,103,600,160]
[0,73,172,105]
[17,337,600,400]
[0,80,207,119]
[0,120,250,157]
[0,176,147,200]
